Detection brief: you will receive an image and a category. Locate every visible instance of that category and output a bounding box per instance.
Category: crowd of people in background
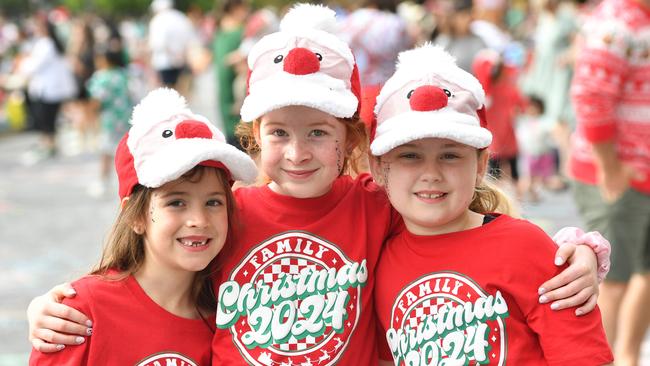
[0,0,648,364]
[0,0,591,200]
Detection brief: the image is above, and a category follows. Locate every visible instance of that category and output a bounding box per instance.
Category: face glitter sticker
[335,140,343,173]
[217,232,368,366]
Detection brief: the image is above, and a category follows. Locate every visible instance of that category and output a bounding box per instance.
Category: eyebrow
[398,142,463,149]
[159,191,226,199]
[263,120,336,128]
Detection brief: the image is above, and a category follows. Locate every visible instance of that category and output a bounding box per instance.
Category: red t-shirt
[30,273,214,366]
[213,174,402,366]
[375,215,613,366]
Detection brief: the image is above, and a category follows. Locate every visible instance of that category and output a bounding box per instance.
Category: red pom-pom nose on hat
[283,47,321,75]
[175,120,213,139]
[409,86,449,112]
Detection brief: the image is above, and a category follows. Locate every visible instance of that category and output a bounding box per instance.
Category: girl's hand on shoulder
[538,243,598,316]
[28,283,92,352]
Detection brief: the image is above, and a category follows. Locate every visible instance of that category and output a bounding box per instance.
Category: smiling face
[139,168,229,274]
[255,105,348,198]
[371,138,489,236]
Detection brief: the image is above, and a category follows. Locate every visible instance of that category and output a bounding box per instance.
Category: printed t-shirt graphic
[136,352,198,366]
[375,214,613,366]
[387,271,509,365]
[218,231,368,366]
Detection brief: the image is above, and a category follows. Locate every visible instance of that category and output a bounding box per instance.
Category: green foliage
[0,0,32,16]
[61,0,151,17]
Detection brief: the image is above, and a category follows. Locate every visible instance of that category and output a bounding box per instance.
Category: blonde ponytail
[469,176,518,217]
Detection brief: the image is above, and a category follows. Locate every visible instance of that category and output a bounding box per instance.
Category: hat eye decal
[407,89,415,99]
[162,129,173,138]
[315,53,323,61]
[443,89,452,97]
[274,55,284,63]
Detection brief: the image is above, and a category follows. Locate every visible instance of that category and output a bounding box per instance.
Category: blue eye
[309,129,327,137]
[271,129,288,137]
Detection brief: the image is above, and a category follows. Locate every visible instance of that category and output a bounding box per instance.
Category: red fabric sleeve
[514,226,613,365]
[375,315,393,361]
[571,39,628,143]
[29,280,93,366]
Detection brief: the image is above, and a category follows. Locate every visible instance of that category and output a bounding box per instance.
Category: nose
[283,47,320,75]
[420,159,443,183]
[175,120,213,139]
[285,137,311,164]
[409,86,448,112]
[186,207,209,228]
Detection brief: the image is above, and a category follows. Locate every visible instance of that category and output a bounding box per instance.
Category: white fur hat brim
[137,138,258,187]
[240,72,358,122]
[370,109,493,156]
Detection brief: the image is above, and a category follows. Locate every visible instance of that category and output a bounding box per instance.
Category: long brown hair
[92,166,236,312]
[235,113,369,181]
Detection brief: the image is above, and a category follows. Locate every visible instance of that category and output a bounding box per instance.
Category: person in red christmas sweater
[29,88,258,365]
[370,45,613,365]
[26,5,610,366]
[569,0,650,365]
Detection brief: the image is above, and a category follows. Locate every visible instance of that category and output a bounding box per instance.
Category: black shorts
[158,67,185,87]
[30,100,62,135]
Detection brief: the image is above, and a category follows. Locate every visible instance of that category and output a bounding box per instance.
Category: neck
[405,210,484,236]
[134,260,198,319]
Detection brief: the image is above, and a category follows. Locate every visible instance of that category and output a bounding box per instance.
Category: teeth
[416,192,444,199]
[180,239,208,247]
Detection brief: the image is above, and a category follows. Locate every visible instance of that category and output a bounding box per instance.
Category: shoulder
[64,274,128,311]
[489,215,557,253]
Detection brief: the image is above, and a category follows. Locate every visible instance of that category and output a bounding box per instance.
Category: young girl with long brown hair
[29,88,257,365]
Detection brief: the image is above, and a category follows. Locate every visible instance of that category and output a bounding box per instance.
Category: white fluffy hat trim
[124,88,258,189]
[375,44,485,116]
[136,138,258,187]
[240,71,357,122]
[247,4,353,69]
[129,88,195,143]
[370,109,493,156]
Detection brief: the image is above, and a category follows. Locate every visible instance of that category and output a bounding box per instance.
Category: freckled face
[256,106,347,199]
[372,138,488,235]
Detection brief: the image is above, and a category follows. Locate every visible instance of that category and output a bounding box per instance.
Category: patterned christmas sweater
[570,0,650,194]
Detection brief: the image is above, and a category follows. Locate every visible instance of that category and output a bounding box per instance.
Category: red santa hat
[370,44,492,156]
[240,3,361,122]
[115,88,258,199]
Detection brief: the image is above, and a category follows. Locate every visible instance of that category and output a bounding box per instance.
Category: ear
[120,196,130,210]
[132,223,145,235]
[368,154,385,187]
[122,196,145,234]
[476,149,490,186]
[253,120,262,146]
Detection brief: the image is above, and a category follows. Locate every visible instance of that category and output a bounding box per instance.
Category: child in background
[29,88,257,365]
[85,44,132,197]
[370,45,612,365]
[473,49,525,186]
[27,5,608,365]
[516,95,556,202]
